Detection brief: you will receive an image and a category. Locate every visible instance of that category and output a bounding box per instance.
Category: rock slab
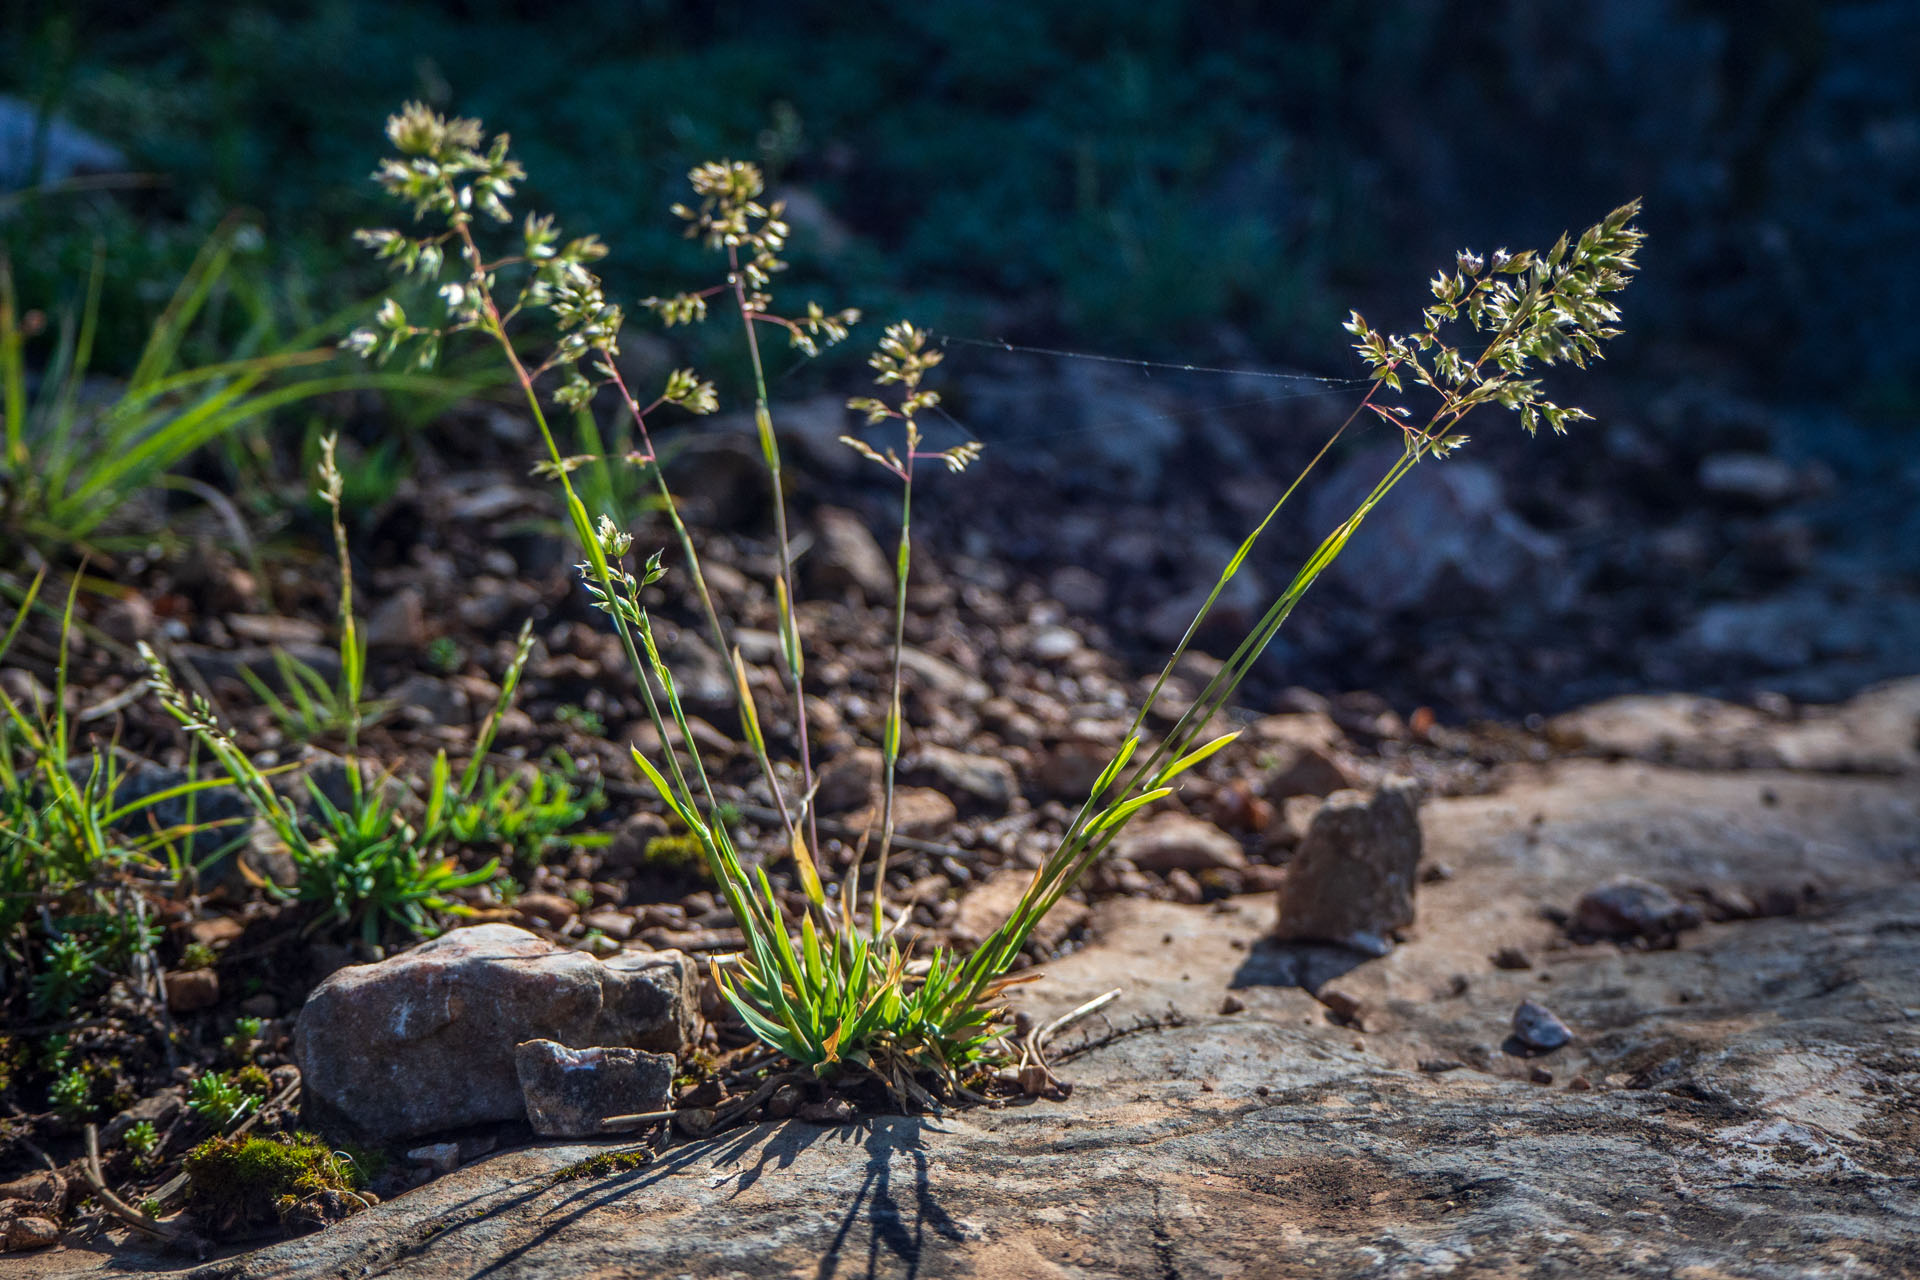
[294,924,696,1141]
[31,758,1920,1279]
[1275,779,1421,952]
[514,1040,674,1138]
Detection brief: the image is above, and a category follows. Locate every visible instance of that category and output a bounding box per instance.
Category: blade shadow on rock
[815,1116,964,1280]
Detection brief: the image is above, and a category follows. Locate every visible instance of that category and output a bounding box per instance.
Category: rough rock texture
[900,745,1018,814]
[1511,998,1573,1050]
[1275,779,1422,952]
[1111,811,1247,872]
[1571,875,1703,942]
[1546,677,1920,773]
[39,757,1920,1278]
[947,869,1089,957]
[514,1040,674,1138]
[294,925,697,1141]
[805,506,894,604]
[1307,447,1572,613]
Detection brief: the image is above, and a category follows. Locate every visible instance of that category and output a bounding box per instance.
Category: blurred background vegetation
[2,0,1914,419]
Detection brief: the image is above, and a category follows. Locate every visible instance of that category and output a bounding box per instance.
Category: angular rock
[365,589,428,652]
[387,674,469,728]
[1275,780,1421,953]
[1571,877,1701,943]
[949,870,1089,956]
[1113,812,1248,873]
[603,811,671,870]
[1698,451,1798,507]
[805,506,894,604]
[1,1211,59,1253]
[814,748,880,813]
[294,924,696,1141]
[515,1039,674,1138]
[1037,731,1124,800]
[1511,999,1572,1051]
[902,745,1018,814]
[855,787,956,840]
[1261,741,1357,800]
[0,93,124,189]
[164,968,220,1012]
[405,1143,461,1176]
[1025,626,1082,663]
[1305,447,1571,613]
[897,647,990,703]
[0,1171,64,1216]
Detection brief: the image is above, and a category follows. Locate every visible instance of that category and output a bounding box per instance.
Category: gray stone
[1276,780,1422,951]
[1571,876,1702,942]
[1046,565,1108,615]
[1698,451,1799,507]
[896,647,989,703]
[813,748,880,813]
[1510,998,1572,1050]
[404,1143,460,1176]
[1305,446,1571,613]
[901,745,1018,814]
[514,1039,674,1138]
[1112,811,1248,873]
[294,924,696,1142]
[1024,625,1082,663]
[364,589,427,652]
[1261,740,1358,799]
[602,811,671,870]
[0,94,125,190]
[805,506,894,604]
[387,674,469,728]
[948,869,1089,957]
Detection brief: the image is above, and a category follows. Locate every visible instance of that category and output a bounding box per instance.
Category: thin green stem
[727,245,819,860]
[872,465,913,940]
[603,364,802,856]
[455,219,716,815]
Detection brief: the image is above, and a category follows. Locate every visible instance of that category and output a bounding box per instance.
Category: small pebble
[1491,946,1533,970]
[1318,988,1363,1025]
[1530,1066,1554,1085]
[406,1142,461,1175]
[1219,994,1246,1016]
[1512,999,1572,1050]
[165,968,220,1013]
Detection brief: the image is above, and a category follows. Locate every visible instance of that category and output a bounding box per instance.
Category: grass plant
[235,436,390,745]
[1,569,240,1017]
[446,758,608,872]
[141,437,541,946]
[347,103,1643,1098]
[0,222,394,560]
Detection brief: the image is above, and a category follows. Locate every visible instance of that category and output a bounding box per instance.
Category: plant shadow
[443,1114,961,1280]
[812,1116,965,1280]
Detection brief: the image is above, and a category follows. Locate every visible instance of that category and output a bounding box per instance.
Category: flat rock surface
[35,758,1920,1278]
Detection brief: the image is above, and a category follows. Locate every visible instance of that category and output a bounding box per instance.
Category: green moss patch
[183,1132,368,1235]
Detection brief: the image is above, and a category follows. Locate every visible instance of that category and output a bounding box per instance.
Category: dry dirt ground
[28,725,1920,1279]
